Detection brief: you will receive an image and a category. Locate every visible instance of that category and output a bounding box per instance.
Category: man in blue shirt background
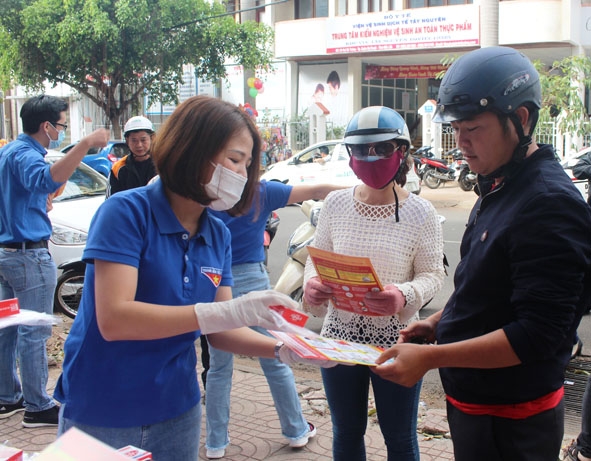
[0,94,108,428]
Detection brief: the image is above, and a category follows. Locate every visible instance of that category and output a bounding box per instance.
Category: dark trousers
[446,399,564,461]
[200,335,210,390]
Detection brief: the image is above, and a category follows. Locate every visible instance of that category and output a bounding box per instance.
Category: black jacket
[107,154,156,198]
[437,145,591,405]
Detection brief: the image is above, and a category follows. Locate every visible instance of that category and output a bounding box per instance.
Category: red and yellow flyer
[307,246,383,316]
[270,330,387,366]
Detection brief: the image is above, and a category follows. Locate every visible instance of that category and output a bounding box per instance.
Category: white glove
[277,344,338,368]
[195,290,299,335]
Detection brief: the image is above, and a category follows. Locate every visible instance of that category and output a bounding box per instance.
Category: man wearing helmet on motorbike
[303,106,445,460]
[374,47,591,461]
[106,115,156,197]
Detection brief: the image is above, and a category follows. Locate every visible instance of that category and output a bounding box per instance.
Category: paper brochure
[270,330,387,366]
[307,246,383,315]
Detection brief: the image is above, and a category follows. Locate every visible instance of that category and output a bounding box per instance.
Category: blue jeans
[0,247,57,411]
[58,403,201,461]
[579,376,591,457]
[322,364,422,461]
[205,262,308,451]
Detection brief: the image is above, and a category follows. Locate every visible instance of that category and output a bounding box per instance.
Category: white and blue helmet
[344,106,411,146]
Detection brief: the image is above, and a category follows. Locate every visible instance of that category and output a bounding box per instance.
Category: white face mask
[204,162,247,211]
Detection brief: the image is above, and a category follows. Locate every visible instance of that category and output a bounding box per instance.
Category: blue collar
[146,179,214,246]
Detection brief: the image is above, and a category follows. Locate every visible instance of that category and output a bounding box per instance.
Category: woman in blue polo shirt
[53,96,327,461]
[205,180,342,459]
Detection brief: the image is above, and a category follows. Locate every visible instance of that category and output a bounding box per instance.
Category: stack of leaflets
[270,330,388,366]
[269,296,393,366]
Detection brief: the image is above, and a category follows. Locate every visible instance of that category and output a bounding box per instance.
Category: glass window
[297,0,328,18]
[407,0,472,6]
[383,88,395,108]
[370,87,382,106]
[316,0,329,17]
[296,0,313,18]
[358,0,381,13]
[361,64,419,119]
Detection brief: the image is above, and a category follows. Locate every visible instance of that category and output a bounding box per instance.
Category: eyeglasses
[346,141,399,159]
[50,122,68,132]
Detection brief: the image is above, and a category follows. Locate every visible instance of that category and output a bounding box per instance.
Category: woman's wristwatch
[274,341,285,361]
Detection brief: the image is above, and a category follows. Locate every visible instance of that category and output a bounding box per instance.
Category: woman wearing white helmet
[303,105,445,460]
[106,115,156,197]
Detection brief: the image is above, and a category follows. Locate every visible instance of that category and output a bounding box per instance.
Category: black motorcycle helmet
[433,46,542,179]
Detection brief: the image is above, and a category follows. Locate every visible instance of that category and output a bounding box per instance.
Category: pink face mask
[349,151,404,189]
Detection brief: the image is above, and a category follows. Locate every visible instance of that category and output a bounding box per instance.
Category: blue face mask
[47,125,66,150]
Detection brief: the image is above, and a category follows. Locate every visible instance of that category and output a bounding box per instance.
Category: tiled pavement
[0,185,581,459]
[1,359,457,460]
[0,359,580,460]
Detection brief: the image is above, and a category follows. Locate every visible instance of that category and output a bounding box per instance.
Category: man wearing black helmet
[374,47,591,461]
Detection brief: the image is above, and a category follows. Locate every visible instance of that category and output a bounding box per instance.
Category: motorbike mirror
[300,199,316,217]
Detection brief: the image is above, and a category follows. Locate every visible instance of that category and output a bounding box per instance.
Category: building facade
[242,0,591,155]
[5,1,591,157]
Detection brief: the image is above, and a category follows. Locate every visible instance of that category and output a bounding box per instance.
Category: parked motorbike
[274,200,448,302]
[264,210,281,266]
[411,146,435,180]
[456,157,478,192]
[274,200,323,301]
[54,259,86,319]
[421,147,464,189]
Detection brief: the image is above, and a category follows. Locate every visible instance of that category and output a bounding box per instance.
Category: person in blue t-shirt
[0,94,109,429]
[204,180,343,459]
[53,96,334,461]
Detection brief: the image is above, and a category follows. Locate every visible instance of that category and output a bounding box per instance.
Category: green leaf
[0,0,274,131]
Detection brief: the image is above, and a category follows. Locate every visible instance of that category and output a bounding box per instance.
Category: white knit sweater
[303,187,445,348]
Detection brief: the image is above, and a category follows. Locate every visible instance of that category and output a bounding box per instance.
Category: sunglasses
[346,141,399,159]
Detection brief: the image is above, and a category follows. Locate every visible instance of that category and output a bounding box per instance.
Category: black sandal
[565,442,581,461]
[572,339,584,360]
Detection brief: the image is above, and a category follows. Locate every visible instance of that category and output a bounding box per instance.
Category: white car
[261,140,421,194]
[560,148,589,200]
[46,151,107,317]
